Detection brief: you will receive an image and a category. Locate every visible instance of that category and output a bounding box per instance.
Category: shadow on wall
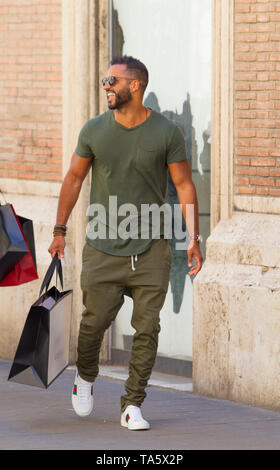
[144,91,210,314]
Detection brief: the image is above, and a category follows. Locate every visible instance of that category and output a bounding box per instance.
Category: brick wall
[0,0,62,183]
[234,0,280,198]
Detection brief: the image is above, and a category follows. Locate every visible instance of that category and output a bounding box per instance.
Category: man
[48,55,203,431]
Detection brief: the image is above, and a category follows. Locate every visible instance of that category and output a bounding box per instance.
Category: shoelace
[77,378,92,403]
[126,405,143,421]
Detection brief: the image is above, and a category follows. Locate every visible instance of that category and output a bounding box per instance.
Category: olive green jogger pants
[77,238,172,412]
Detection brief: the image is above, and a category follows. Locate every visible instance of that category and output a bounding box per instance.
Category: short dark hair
[110,55,149,92]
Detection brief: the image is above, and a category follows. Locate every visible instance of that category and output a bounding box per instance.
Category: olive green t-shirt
[75,109,187,256]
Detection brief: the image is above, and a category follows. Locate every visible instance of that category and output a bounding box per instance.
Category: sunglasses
[101,75,137,87]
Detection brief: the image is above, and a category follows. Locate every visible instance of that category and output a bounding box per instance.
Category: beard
[107,87,132,110]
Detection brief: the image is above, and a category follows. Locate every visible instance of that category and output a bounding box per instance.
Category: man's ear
[130,79,140,93]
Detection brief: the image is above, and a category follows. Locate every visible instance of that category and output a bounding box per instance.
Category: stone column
[210,0,234,231]
[193,0,280,411]
[193,213,280,410]
[62,0,102,363]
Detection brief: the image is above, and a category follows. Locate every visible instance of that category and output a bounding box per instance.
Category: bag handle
[39,253,63,295]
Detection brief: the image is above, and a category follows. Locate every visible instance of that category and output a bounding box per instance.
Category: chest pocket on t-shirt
[135,143,163,173]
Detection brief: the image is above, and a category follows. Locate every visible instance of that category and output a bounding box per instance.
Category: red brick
[256,167,270,176]
[235,110,258,118]
[251,3,275,12]
[236,129,256,137]
[236,166,257,175]
[235,83,251,91]
[0,0,62,183]
[236,119,252,128]
[236,157,251,166]
[257,13,270,22]
[236,148,270,156]
[236,139,252,147]
[254,119,275,128]
[271,129,280,137]
[236,52,258,61]
[250,177,275,186]
[251,81,275,90]
[236,91,257,99]
[270,52,280,61]
[236,101,250,109]
[252,137,276,147]
[250,23,276,32]
[236,4,251,13]
[235,186,256,195]
[255,129,271,138]
[270,168,280,177]
[236,176,250,185]
[236,13,257,23]
[269,188,280,196]
[250,100,274,109]
[250,157,276,166]
[256,187,269,195]
[270,12,280,22]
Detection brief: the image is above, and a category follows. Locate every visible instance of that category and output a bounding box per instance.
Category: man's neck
[113,105,150,129]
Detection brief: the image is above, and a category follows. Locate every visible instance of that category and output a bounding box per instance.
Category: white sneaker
[71,371,94,417]
[121,405,150,430]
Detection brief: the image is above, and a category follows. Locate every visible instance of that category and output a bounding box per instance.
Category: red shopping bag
[0,204,38,286]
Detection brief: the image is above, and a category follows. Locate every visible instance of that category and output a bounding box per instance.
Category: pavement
[1,359,280,450]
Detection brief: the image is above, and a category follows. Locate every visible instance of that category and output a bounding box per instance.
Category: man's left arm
[168,159,203,277]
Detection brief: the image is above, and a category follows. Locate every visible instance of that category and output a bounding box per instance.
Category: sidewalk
[1,359,280,450]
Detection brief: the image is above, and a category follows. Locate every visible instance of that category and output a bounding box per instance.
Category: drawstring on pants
[131,255,138,271]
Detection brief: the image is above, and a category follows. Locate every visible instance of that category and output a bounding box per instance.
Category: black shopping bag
[0,204,29,281]
[8,254,73,388]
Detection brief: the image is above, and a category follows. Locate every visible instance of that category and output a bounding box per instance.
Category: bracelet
[53,231,66,237]
[54,224,67,231]
[53,224,67,237]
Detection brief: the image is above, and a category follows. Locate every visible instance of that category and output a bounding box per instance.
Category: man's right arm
[48,152,93,259]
